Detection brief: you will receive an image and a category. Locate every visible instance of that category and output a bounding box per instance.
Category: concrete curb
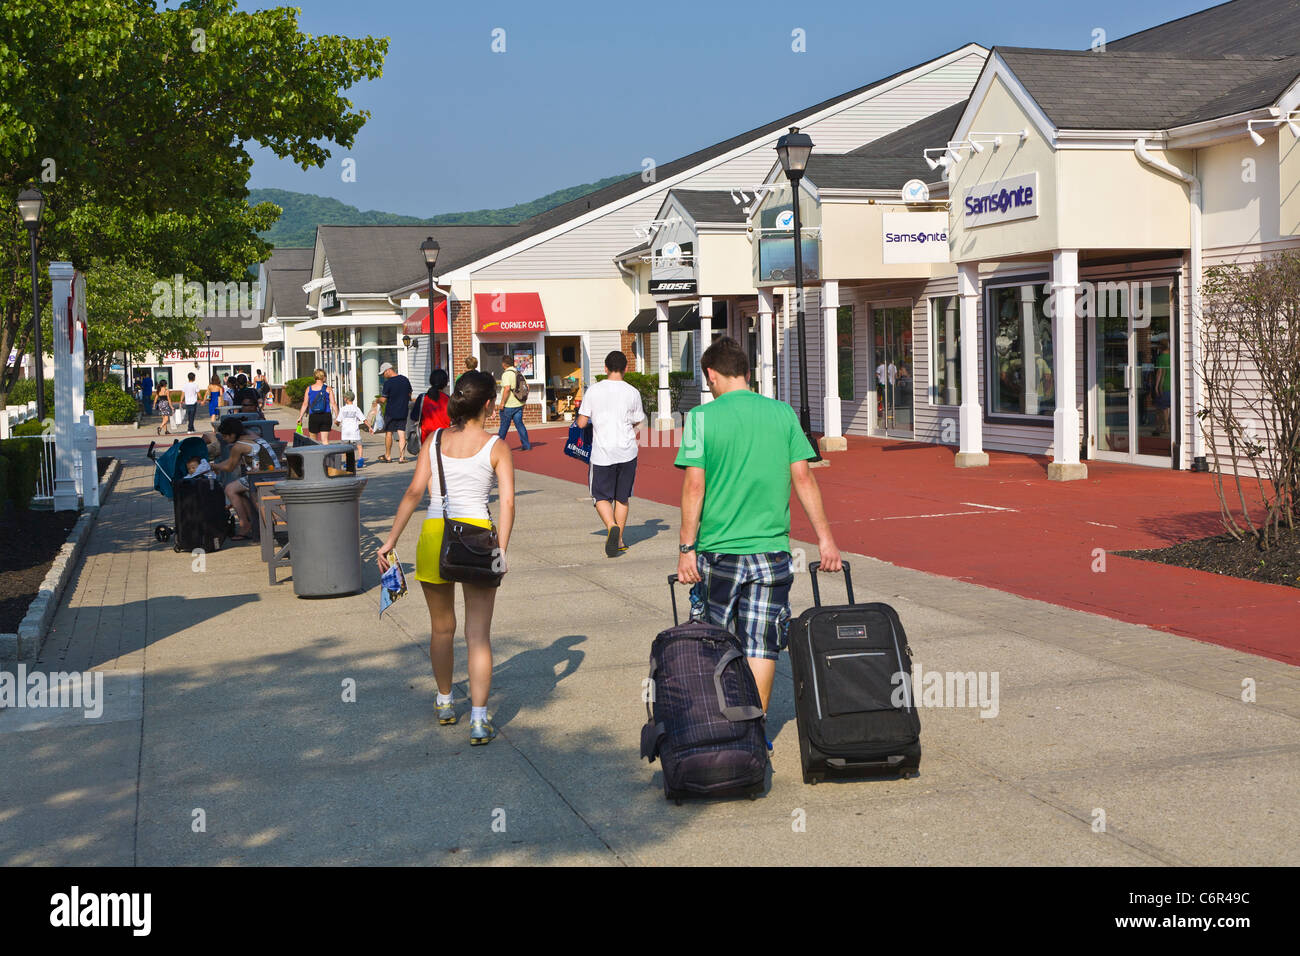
[0,457,122,661]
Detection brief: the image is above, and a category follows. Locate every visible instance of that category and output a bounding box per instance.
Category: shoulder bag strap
[434,428,450,521]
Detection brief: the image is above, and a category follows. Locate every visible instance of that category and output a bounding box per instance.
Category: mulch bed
[1118,524,1300,589]
[0,508,80,632]
[0,457,116,632]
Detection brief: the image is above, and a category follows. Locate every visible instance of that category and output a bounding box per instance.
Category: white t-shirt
[181,380,201,405]
[578,379,645,466]
[338,403,366,441]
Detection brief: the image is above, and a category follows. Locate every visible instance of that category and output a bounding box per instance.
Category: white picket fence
[1,400,39,439]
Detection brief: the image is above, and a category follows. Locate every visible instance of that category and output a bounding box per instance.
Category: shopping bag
[173,408,185,427]
[563,422,593,463]
[379,549,408,618]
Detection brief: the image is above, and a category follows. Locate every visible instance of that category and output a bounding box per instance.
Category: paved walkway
[1,436,1297,865]
[510,433,1300,665]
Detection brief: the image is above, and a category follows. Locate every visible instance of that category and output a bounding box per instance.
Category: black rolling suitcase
[789,561,921,784]
[172,474,233,553]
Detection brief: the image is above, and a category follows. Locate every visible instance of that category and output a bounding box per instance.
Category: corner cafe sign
[962,171,1038,228]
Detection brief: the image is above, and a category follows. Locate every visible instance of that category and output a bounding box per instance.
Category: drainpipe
[614,257,640,315]
[1134,138,1207,470]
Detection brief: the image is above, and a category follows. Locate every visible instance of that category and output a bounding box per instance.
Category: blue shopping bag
[564,421,593,463]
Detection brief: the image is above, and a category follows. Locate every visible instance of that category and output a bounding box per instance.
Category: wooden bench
[249,470,291,585]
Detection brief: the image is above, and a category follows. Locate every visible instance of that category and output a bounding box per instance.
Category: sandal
[376,456,393,463]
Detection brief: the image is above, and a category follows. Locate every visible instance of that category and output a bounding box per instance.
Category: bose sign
[882,212,949,264]
[963,172,1038,227]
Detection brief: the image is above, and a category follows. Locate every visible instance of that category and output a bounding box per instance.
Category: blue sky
[246,0,1215,217]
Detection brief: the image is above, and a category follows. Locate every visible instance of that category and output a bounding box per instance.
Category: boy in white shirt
[336,390,368,469]
[577,350,645,556]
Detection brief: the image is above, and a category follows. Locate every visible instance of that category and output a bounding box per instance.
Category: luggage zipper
[806,630,823,721]
[825,651,886,663]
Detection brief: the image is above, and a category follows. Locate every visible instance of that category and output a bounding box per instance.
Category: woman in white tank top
[378,371,516,745]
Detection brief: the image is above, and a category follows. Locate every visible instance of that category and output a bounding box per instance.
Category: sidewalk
[1,445,1297,865]
[509,433,1300,665]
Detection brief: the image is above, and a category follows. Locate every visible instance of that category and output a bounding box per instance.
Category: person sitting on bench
[211,417,282,540]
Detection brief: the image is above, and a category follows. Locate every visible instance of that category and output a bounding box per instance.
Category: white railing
[1,401,39,439]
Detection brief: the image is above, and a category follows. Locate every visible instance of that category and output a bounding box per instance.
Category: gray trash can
[274,443,368,597]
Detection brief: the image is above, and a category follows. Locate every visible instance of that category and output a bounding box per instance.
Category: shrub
[6,378,53,409]
[0,436,43,510]
[669,371,692,412]
[87,381,139,425]
[621,372,659,414]
[11,419,45,437]
[0,455,9,512]
[284,375,315,405]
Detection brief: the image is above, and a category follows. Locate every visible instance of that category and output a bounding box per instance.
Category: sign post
[49,262,89,511]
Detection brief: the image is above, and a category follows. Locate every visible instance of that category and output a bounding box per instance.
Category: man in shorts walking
[674,336,842,724]
[378,362,413,463]
[577,350,645,556]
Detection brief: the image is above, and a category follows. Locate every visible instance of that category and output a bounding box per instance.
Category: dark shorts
[689,551,794,661]
[1155,390,1170,409]
[589,457,637,503]
[307,411,332,434]
[384,416,407,435]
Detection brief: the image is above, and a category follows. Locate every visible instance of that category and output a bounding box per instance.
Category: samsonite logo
[962,172,1038,227]
[884,229,947,244]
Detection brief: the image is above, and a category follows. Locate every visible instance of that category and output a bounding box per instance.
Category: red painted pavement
[510,432,1300,665]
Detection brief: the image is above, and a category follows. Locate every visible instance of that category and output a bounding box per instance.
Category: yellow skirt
[415,517,494,584]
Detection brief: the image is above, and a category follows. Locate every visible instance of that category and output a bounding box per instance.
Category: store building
[257,246,316,400]
[137,311,265,394]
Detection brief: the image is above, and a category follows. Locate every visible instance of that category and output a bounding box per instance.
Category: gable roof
[265,247,313,318]
[415,44,986,280]
[849,100,968,159]
[315,224,528,295]
[200,311,262,344]
[1108,0,1300,57]
[995,47,1300,129]
[667,189,748,224]
[805,154,934,191]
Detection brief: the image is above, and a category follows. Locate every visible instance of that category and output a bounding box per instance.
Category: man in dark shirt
[378,362,412,463]
[232,374,262,413]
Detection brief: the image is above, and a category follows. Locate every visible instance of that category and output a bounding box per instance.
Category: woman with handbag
[377,370,515,746]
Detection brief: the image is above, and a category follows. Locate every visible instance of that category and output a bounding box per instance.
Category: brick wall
[619,331,637,367]
[450,300,474,374]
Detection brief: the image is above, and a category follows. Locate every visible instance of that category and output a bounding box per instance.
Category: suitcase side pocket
[820,651,902,716]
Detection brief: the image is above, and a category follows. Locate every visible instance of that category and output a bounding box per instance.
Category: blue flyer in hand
[380,550,408,618]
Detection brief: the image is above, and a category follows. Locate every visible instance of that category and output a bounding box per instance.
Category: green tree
[0,0,387,404]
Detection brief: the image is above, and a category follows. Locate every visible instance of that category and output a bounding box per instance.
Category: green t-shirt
[674,389,816,554]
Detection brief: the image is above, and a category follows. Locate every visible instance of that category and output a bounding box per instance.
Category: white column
[819,280,846,452]
[955,262,988,467]
[696,295,713,405]
[655,299,673,430]
[1049,249,1086,480]
[49,262,80,511]
[757,287,775,399]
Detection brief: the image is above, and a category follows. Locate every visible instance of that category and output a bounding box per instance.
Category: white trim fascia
[443,43,989,280]
[694,222,749,233]
[952,51,1057,148]
[1054,129,1166,149]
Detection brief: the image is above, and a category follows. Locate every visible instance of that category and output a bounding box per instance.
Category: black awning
[628,304,703,333]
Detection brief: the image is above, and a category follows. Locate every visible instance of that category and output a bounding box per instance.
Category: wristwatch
[679,543,697,554]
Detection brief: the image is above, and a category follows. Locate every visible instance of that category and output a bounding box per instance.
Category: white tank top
[427,431,498,521]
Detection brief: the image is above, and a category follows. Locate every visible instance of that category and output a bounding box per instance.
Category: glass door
[1091,282,1173,465]
[871,306,914,437]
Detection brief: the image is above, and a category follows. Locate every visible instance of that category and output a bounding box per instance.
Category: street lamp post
[420,237,441,372]
[204,327,212,382]
[775,127,820,460]
[16,187,47,421]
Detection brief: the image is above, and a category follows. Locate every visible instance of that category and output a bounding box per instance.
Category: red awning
[403,299,448,335]
[474,292,547,334]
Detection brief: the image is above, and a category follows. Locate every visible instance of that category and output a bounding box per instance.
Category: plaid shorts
[689,551,794,662]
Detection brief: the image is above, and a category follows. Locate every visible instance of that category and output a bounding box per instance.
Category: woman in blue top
[207,376,223,426]
[296,368,336,443]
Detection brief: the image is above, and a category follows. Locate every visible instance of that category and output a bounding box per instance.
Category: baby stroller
[148,436,235,553]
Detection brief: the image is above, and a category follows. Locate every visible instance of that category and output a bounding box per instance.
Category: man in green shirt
[674,336,842,718]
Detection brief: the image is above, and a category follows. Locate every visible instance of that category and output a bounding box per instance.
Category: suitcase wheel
[154,524,172,542]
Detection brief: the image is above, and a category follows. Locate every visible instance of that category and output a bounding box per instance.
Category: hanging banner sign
[882,212,950,263]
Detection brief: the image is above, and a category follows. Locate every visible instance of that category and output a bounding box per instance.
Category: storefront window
[671,331,694,378]
[987,283,1053,417]
[377,326,398,347]
[479,340,538,381]
[836,305,853,400]
[930,296,961,405]
[294,350,318,379]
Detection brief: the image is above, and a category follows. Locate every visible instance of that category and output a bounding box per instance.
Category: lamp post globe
[774,128,820,460]
[17,186,47,421]
[420,237,440,370]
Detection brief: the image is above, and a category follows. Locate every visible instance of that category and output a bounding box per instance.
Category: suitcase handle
[667,573,684,625]
[808,560,853,606]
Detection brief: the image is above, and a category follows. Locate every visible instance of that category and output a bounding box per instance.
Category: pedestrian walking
[377,370,516,745]
[154,381,174,435]
[495,354,532,450]
[336,390,367,469]
[577,350,644,556]
[674,337,843,736]
[297,369,335,444]
[207,375,223,425]
[377,362,412,463]
[181,371,201,433]
[412,368,451,446]
[141,371,154,415]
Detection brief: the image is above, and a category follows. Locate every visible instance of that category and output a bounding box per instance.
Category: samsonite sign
[882,212,949,263]
[962,172,1038,228]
